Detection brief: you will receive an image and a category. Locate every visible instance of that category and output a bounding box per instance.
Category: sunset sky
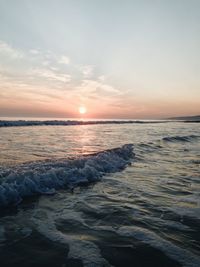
[0,0,200,119]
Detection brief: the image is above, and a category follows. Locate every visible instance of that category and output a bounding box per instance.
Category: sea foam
[0,144,134,207]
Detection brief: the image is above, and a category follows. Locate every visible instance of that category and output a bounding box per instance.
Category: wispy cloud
[42,60,50,66]
[31,68,71,83]
[29,49,40,55]
[98,75,106,82]
[80,65,94,78]
[58,55,70,65]
[76,79,120,100]
[0,40,23,59]
[29,49,71,68]
[0,40,130,117]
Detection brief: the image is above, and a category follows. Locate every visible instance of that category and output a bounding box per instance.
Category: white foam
[0,144,134,207]
[32,208,111,267]
[118,226,200,267]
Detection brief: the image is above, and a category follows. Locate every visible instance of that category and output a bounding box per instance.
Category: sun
[79,106,87,114]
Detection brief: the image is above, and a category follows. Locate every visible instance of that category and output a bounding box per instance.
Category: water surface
[0,122,199,266]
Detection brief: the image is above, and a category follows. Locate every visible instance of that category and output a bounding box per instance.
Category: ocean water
[0,121,199,267]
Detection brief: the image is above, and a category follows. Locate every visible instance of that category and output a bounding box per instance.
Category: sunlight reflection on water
[0,122,200,266]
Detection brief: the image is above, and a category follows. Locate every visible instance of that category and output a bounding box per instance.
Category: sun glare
[79,106,87,114]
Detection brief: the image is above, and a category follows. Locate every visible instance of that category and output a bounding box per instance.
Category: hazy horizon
[0,0,200,119]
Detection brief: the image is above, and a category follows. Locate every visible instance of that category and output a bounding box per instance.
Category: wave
[118,226,200,267]
[0,120,167,127]
[0,144,134,207]
[162,135,199,143]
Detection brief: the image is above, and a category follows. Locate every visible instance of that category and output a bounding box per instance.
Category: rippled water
[0,122,200,267]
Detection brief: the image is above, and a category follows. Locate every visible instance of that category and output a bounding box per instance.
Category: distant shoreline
[168,115,200,121]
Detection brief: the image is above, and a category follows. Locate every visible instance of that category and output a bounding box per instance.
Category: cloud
[76,79,120,99]
[27,48,71,68]
[29,49,40,55]
[0,70,67,104]
[59,55,70,65]
[31,68,71,83]
[0,40,23,58]
[42,60,50,66]
[0,40,128,116]
[81,65,94,78]
[98,75,105,82]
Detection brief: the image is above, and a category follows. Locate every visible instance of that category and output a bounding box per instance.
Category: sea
[0,118,199,267]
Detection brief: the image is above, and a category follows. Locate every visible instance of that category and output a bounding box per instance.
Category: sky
[0,0,200,119]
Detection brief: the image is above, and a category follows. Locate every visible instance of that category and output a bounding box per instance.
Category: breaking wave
[162,135,199,143]
[0,144,134,207]
[0,120,167,127]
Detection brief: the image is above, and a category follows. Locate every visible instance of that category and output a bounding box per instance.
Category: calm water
[0,122,199,266]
